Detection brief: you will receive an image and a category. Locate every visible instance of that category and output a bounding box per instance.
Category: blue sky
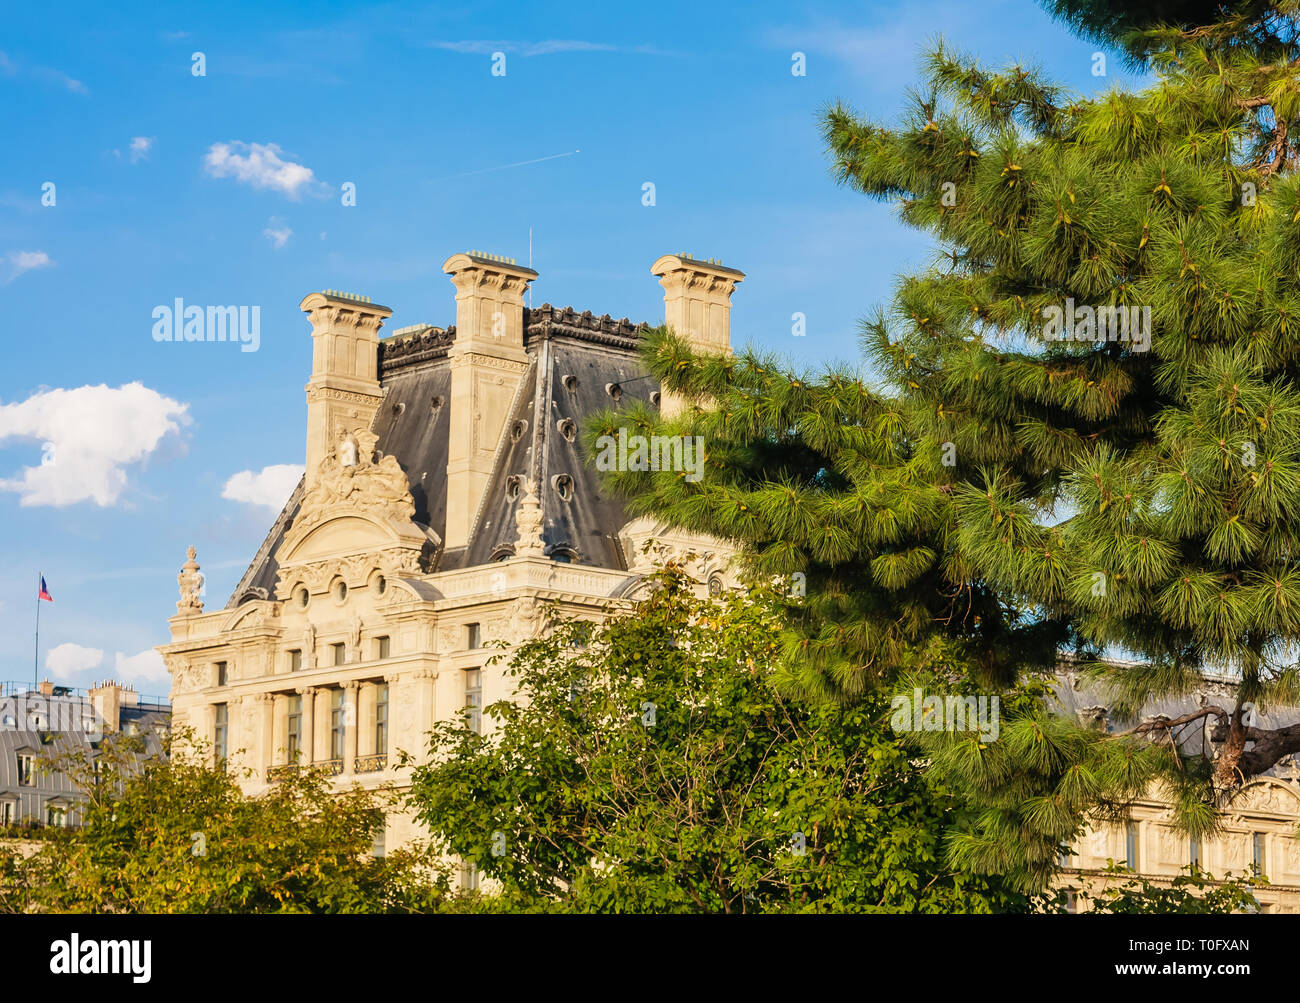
[0,0,1143,693]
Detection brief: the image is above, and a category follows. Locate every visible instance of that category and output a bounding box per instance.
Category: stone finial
[514,478,545,557]
[176,545,204,615]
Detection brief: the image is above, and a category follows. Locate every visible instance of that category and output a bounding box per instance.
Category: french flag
[38,576,52,602]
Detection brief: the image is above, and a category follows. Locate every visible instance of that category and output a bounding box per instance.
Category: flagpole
[34,571,41,689]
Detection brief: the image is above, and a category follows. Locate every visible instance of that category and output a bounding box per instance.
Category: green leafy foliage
[407,567,1027,913]
[0,729,446,914]
[588,1,1300,893]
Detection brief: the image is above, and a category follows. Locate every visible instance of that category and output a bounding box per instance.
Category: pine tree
[591,2,1300,888]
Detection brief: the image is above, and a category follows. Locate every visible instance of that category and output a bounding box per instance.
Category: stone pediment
[273,428,439,598]
[1225,778,1300,818]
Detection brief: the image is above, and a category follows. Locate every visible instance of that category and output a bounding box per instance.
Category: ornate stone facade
[158,254,742,861]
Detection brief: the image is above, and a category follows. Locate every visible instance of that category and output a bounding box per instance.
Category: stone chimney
[89,680,122,733]
[37,679,53,697]
[298,290,393,488]
[650,254,744,417]
[441,252,538,550]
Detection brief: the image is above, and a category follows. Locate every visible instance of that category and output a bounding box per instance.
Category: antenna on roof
[528,226,533,309]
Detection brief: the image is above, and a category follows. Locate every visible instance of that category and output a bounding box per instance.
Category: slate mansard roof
[227,304,656,607]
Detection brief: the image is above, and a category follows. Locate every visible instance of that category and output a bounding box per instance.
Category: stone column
[358,682,376,758]
[298,687,316,765]
[343,681,359,775]
[272,694,287,766]
[257,693,274,775]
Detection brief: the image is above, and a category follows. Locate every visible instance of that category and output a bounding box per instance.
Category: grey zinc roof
[227,305,654,607]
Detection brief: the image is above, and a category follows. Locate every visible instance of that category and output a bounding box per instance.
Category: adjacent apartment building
[0,680,169,829]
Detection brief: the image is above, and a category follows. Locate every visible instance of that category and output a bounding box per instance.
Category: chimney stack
[89,680,122,733]
[441,252,538,550]
[650,254,744,417]
[298,290,393,488]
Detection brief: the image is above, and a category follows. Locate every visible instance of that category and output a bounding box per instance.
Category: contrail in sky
[429,149,581,182]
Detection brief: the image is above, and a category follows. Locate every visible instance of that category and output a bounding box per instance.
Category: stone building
[157,250,741,854]
[1052,664,1300,912]
[157,248,1300,909]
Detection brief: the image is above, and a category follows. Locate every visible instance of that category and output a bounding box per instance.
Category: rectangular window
[1125,822,1139,871]
[1190,836,1201,867]
[332,643,347,667]
[376,635,391,660]
[289,649,302,673]
[1253,832,1266,878]
[459,861,478,892]
[215,661,228,687]
[46,804,66,828]
[1057,848,1072,868]
[465,669,483,734]
[0,801,13,826]
[330,688,345,760]
[373,825,386,860]
[375,683,389,754]
[214,704,228,763]
[287,695,302,762]
[466,623,481,649]
[16,754,34,787]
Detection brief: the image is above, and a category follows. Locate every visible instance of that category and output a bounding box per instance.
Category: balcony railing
[267,755,392,782]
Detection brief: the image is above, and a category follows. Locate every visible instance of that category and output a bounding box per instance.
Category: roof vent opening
[650,391,661,407]
[558,418,577,442]
[605,382,623,402]
[506,475,522,501]
[561,374,578,393]
[551,473,574,501]
[511,419,528,443]
[431,395,445,417]
[392,401,406,417]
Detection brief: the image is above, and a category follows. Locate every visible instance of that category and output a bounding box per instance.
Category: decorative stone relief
[506,596,546,642]
[514,479,545,558]
[293,428,416,534]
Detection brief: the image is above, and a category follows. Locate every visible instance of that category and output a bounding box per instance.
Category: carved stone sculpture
[176,545,204,615]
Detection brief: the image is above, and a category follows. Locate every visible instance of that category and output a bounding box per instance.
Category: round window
[335,581,348,602]
[376,575,387,595]
[295,586,309,608]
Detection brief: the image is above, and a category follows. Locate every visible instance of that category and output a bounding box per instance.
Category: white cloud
[6,250,53,283]
[222,463,304,508]
[45,642,104,675]
[0,382,190,507]
[129,136,154,163]
[0,51,87,92]
[114,648,169,686]
[262,217,292,248]
[203,141,323,199]
[30,65,87,94]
